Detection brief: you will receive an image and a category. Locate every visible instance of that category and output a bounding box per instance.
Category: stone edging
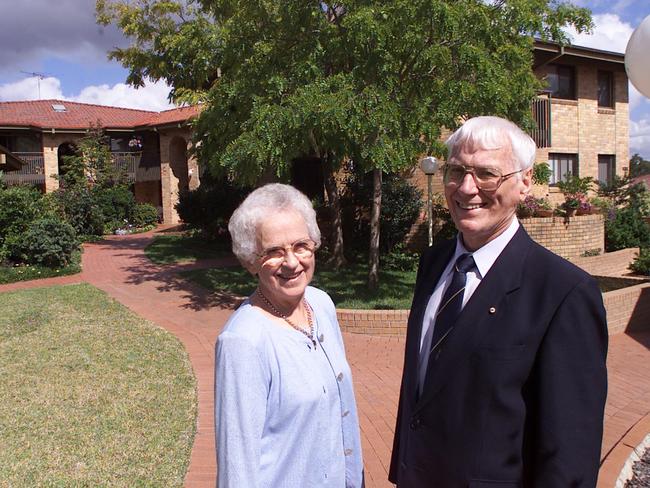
[598,413,650,488]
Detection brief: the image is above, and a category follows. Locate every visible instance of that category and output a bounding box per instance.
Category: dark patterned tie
[418,253,475,394]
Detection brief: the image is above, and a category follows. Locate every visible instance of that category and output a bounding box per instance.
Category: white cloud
[630,118,650,159]
[75,80,174,111]
[565,13,633,53]
[0,76,173,112]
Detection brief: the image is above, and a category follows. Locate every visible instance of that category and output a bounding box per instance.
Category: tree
[630,153,650,178]
[98,0,592,289]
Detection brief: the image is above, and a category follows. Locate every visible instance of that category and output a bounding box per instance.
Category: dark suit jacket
[389,226,608,488]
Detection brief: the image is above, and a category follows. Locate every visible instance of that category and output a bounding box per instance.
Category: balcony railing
[2,152,45,185]
[531,96,551,148]
[111,152,161,182]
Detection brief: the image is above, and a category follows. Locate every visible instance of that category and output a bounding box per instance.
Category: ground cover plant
[0,284,196,486]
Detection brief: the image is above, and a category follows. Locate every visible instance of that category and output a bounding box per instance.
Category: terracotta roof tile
[0,99,200,130]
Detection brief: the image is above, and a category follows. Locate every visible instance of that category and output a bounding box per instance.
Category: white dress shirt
[419,217,521,352]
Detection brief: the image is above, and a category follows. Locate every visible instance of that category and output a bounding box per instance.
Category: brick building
[0,100,201,224]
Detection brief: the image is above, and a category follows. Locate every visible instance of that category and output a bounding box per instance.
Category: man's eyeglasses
[442,163,524,192]
[257,239,318,266]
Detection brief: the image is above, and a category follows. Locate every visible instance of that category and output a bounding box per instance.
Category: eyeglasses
[257,239,318,266]
[443,163,524,192]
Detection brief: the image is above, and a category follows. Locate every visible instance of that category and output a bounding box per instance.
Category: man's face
[444,140,532,251]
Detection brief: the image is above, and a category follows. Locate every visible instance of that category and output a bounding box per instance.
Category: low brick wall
[603,282,650,335]
[337,309,409,336]
[337,278,650,338]
[521,214,604,260]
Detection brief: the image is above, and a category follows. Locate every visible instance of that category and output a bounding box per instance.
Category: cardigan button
[337,372,344,382]
[409,417,421,430]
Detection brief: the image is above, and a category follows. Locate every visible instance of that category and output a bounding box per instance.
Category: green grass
[182,263,650,310]
[0,284,196,486]
[145,234,232,264]
[0,251,82,284]
[182,262,417,310]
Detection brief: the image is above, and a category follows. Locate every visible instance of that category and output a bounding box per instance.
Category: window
[598,71,613,108]
[549,153,578,185]
[598,155,615,186]
[546,64,576,100]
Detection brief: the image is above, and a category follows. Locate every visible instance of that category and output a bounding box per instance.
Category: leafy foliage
[605,207,650,252]
[131,202,159,227]
[629,248,650,276]
[532,162,552,186]
[12,217,79,268]
[175,178,251,239]
[0,186,45,247]
[342,172,422,253]
[92,186,137,233]
[630,153,650,178]
[52,186,106,238]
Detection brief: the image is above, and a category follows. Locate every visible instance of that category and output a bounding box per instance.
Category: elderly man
[389,116,607,487]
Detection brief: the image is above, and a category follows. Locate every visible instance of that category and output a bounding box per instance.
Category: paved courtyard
[1,227,649,487]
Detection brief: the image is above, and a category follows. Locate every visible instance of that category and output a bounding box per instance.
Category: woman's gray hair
[445,116,537,173]
[228,183,321,267]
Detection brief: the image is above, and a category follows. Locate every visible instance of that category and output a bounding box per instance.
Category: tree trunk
[368,168,382,291]
[322,153,346,269]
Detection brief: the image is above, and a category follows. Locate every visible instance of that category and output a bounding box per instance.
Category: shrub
[0,186,44,245]
[92,185,136,232]
[629,248,650,276]
[52,185,105,238]
[176,180,250,239]
[131,202,159,227]
[342,172,422,253]
[605,207,650,252]
[14,217,79,268]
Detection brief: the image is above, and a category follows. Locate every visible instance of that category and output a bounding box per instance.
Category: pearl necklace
[255,288,316,348]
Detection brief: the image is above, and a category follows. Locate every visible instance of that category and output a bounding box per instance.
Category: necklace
[255,288,316,348]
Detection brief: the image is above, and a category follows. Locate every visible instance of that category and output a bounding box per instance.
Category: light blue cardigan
[215,286,364,487]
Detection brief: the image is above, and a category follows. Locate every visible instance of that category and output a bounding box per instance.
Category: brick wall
[603,282,650,335]
[520,214,604,260]
[337,283,650,338]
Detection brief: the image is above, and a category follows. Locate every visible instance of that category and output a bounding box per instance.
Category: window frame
[546,64,576,100]
[549,153,579,185]
[597,71,614,108]
[598,154,616,186]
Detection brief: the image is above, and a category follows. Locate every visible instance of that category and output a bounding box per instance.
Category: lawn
[182,262,417,310]
[0,284,196,486]
[144,234,232,264]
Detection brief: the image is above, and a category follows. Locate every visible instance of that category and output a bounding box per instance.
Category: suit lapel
[415,227,533,409]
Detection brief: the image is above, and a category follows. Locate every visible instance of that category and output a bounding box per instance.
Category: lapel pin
[489,307,496,314]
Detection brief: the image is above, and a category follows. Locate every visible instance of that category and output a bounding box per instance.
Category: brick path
[1,227,648,487]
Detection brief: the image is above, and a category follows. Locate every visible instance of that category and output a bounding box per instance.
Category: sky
[0,0,649,159]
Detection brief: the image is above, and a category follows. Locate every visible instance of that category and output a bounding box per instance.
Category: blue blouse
[215,286,364,488]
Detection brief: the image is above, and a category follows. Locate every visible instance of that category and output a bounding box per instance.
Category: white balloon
[626,15,650,99]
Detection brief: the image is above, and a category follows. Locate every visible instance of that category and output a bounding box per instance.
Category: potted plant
[532,162,552,186]
[517,195,553,218]
[557,176,595,217]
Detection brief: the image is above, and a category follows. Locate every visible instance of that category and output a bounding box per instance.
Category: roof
[631,174,650,189]
[0,144,24,171]
[0,99,201,131]
[533,39,625,66]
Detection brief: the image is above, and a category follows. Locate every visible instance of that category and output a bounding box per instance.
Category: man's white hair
[445,116,537,173]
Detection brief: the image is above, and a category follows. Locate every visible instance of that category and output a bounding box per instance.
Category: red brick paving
[1,226,648,487]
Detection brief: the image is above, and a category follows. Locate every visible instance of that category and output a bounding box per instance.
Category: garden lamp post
[625,15,650,99]
[420,156,438,247]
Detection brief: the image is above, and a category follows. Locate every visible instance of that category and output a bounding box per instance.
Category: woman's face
[248,209,315,308]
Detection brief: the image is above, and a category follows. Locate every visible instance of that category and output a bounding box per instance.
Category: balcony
[530,96,551,148]
[112,152,161,183]
[2,153,45,186]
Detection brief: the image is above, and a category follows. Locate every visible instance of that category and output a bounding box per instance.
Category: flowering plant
[517,195,552,218]
[128,136,142,149]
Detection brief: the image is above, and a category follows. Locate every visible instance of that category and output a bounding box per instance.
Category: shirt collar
[454,217,520,279]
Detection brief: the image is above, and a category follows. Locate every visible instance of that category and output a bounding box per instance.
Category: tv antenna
[20,71,50,99]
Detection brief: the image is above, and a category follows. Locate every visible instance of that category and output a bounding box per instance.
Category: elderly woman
[215,183,364,488]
